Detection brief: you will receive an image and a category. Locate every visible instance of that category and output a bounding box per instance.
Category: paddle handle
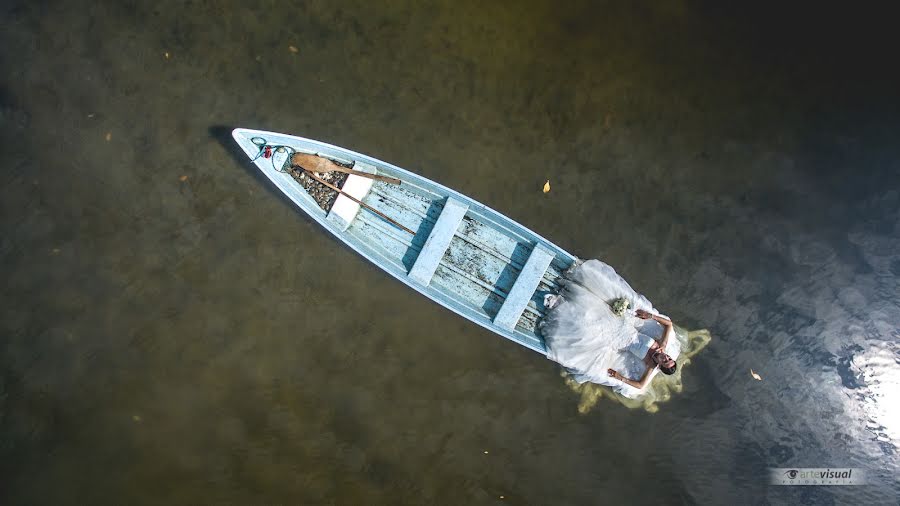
[301,169,415,235]
[323,164,401,185]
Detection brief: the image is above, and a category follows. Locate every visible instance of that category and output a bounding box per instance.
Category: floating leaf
[164,51,170,59]
[750,369,762,381]
[179,175,189,182]
[105,132,112,141]
[132,415,142,422]
[483,450,489,454]
[542,180,551,193]
[288,45,299,53]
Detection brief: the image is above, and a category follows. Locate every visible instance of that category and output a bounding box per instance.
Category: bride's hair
[660,362,677,375]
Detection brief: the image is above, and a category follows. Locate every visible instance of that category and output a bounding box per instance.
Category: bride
[539,259,681,397]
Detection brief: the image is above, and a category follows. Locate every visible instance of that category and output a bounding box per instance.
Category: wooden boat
[232,128,576,354]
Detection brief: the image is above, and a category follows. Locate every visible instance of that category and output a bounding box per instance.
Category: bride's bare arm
[638,310,674,351]
[608,365,654,390]
[655,316,674,350]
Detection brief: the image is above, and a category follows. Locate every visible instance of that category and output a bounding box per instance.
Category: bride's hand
[607,368,619,379]
[635,309,652,319]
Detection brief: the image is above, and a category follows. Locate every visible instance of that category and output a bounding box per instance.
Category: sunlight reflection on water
[854,340,900,447]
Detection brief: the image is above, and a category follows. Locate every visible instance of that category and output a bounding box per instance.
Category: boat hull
[232,128,577,354]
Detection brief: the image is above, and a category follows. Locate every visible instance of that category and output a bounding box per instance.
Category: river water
[2,1,898,504]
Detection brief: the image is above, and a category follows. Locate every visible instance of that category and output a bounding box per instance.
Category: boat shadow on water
[208,125,319,230]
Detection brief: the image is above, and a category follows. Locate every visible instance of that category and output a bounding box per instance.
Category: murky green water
[3,1,898,504]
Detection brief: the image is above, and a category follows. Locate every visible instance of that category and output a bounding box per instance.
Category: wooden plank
[459,215,565,289]
[329,162,376,230]
[493,243,555,330]
[408,197,468,286]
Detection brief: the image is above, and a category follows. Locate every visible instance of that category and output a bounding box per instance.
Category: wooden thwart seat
[493,243,555,330]
[327,161,377,231]
[408,197,469,286]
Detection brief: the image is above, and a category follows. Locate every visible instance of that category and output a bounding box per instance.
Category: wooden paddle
[297,167,415,235]
[291,153,401,185]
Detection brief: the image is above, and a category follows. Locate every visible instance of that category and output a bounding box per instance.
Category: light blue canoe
[232,128,577,354]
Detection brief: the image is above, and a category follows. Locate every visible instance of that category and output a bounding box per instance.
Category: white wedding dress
[539,259,682,398]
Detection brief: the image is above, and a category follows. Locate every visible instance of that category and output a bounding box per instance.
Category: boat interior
[329,162,575,352]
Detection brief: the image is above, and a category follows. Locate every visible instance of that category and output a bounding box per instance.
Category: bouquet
[610,297,630,316]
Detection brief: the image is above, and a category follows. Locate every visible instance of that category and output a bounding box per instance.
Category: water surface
[2,1,899,504]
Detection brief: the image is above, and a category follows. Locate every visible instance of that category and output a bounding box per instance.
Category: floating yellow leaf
[51,248,60,254]
[132,415,142,422]
[164,51,170,59]
[179,175,189,182]
[542,180,551,193]
[483,450,489,454]
[750,369,762,381]
[105,132,112,141]
[288,45,299,53]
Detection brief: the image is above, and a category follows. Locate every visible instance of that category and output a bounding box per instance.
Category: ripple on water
[789,240,836,267]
